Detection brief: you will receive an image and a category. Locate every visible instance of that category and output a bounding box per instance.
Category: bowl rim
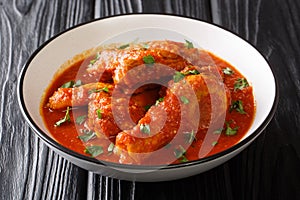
[17,13,279,171]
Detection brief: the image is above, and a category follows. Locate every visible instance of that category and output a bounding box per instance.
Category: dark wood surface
[1,0,300,199]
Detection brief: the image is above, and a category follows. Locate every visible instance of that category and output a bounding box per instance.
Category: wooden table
[1,0,300,199]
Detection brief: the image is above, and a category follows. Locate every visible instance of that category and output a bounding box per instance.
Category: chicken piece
[48,82,113,109]
[85,47,190,94]
[147,40,216,67]
[115,73,230,164]
[86,50,125,82]
[85,41,215,85]
[87,88,160,138]
[181,65,225,80]
[113,48,190,88]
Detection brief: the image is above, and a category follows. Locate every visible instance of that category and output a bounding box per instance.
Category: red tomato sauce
[41,43,255,165]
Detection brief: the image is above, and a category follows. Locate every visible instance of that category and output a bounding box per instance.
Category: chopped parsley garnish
[144,105,151,111]
[184,39,194,49]
[179,155,189,163]
[184,130,196,144]
[88,86,109,95]
[143,55,155,64]
[55,107,71,127]
[78,131,96,142]
[61,81,74,88]
[89,52,100,66]
[173,71,185,83]
[73,80,83,87]
[75,115,87,125]
[173,70,200,83]
[118,43,130,49]
[183,69,200,75]
[155,97,164,106]
[174,145,189,162]
[102,86,109,92]
[84,146,103,157]
[61,80,82,88]
[107,143,114,152]
[96,109,102,119]
[230,100,246,114]
[140,124,151,135]
[212,141,218,146]
[222,67,234,75]
[225,121,239,136]
[234,78,249,91]
[180,96,189,104]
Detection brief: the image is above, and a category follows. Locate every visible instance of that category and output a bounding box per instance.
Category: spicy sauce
[41,43,255,165]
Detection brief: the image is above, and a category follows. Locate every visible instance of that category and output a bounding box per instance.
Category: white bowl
[17,14,278,182]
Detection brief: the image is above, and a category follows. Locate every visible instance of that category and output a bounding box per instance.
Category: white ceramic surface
[18,14,278,182]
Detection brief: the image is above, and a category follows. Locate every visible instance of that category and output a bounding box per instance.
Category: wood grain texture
[212,0,300,199]
[0,1,93,199]
[95,0,142,18]
[142,0,212,20]
[1,0,300,199]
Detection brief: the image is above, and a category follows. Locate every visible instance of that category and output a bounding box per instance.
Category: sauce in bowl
[40,40,255,165]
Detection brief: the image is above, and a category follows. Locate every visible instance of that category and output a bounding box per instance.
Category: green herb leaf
[222,67,234,75]
[173,71,185,83]
[75,115,87,125]
[234,78,249,91]
[107,143,114,152]
[140,124,151,134]
[102,86,109,93]
[88,87,109,95]
[84,146,103,157]
[55,107,71,127]
[143,55,155,64]
[225,121,239,136]
[118,43,130,49]
[180,96,189,104]
[174,145,186,158]
[89,52,100,66]
[173,70,199,83]
[96,109,102,119]
[174,145,189,162]
[144,105,151,111]
[78,131,96,142]
[61,81,75,88]
[61,80,82,88]
[73,80,83,87]
[212,141,218,146]
[183,69,200,75]
[184,39,194,49]
[155,97,164,106]
[184,130,196,144]
[179,155,189,163]
[230,100,247,114]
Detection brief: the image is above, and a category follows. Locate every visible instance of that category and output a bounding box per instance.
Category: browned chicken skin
[48,82,114,109]
[115,73,230,164]
[87,94,151,139]
[47,40,230,164]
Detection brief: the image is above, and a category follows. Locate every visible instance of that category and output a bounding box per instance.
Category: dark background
[1,0,300,199]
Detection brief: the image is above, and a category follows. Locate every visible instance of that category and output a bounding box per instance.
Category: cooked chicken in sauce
[41,40,255,165]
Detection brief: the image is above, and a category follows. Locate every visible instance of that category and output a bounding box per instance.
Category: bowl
[17,14,278,182]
